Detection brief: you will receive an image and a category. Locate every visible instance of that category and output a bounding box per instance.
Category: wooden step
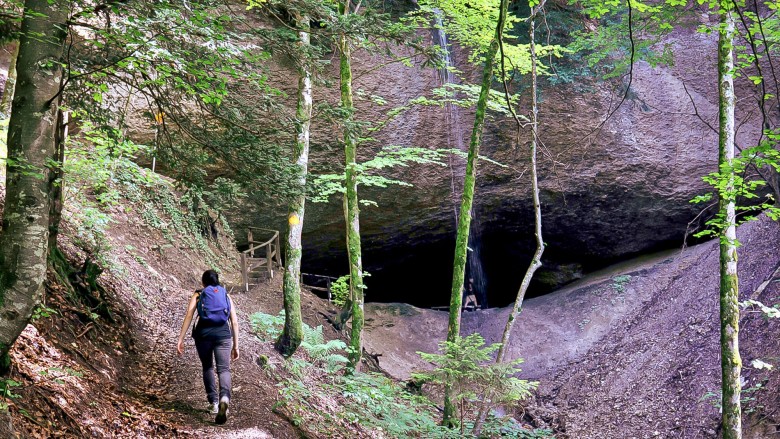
[247,257,269,270]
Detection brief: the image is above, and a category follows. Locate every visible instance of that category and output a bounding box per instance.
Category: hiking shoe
[215,396,229,424]
[209,402,219,415]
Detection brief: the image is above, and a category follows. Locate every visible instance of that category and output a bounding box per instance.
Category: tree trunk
[276,14,312,357]
[339,0,365,373]
[718,3,742,438]
[0,42,19,183]
[495,1,544,366]
[0,0,68,362]
[47,110,67,256]
[472,5,545,433]
[0,42,19,118]
[443,0,509,426]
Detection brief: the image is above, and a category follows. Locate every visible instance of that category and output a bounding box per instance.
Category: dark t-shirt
[192,319,232,341]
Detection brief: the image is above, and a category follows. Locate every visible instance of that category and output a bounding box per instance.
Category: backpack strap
[195,289,204,319]
[223,286,231,316]
[190,291,201,335]
[225,294,234,333]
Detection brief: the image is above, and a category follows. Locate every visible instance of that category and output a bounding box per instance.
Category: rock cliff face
[240,21,764,307]
[0,7,759,307]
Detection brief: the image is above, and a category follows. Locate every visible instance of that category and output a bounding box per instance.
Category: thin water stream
[432,10,488,308]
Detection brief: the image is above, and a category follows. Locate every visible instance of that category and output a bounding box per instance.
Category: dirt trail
[94,212,305,438]
[123,279,295,438]
[3,188,309,438]
[133,271,340,438]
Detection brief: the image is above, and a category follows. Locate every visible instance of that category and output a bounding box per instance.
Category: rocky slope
[362,215,780,438]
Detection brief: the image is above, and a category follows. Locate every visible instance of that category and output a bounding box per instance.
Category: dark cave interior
[300,228,694,309]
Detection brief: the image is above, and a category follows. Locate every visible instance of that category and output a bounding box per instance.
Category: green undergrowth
[700,380,772,416]
[328,272,371,307]
[250,311,552,438]
[63,121,231,269]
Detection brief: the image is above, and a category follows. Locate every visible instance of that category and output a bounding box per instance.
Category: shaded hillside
[0,171,303,437]
[362,216,780,438]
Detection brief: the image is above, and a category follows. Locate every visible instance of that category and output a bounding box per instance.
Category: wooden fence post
[267,242,273,279]
[274,232,282,267]
[240,252,248,292]
[248,229,254,257]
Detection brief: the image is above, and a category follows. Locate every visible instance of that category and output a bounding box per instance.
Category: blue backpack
[197,285,231,325]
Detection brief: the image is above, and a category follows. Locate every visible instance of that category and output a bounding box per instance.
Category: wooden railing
[301,273,339,302]
[240,227,282,291]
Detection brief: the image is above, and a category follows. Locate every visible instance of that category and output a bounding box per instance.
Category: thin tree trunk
[0,42,19,117]
[473,5,545,433]
[339,0,365,372]
[332,196,354,331]
[276,14,312,357]
[496,2,544,366]
[0,0,68,363]
[443,0,509,426]
[718,3,742,438]
[47,110,67,256]
[1,42,19,183]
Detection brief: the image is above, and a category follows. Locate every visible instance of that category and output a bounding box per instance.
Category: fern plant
[250,311,286,340]
[300,324,348,373]
[250,311,348,373]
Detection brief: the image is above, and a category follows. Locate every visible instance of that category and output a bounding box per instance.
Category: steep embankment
[0,174,316,437]
[363,216,780,438]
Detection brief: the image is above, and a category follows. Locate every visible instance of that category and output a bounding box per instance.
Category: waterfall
[432,10,488,309]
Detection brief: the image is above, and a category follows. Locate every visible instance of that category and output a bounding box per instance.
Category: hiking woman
[176,270,240,424]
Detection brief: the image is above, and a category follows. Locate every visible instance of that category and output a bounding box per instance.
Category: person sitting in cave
[176,269,240,425]
[463,278,480,311]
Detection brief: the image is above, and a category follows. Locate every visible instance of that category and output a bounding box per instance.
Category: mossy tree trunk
[48,110,67,255]
[0,42,19,118]
[276,14,313,358]
[0,0,68,361]
[443,0,509,426]
[717,2,742,438]
[339,0,365,372]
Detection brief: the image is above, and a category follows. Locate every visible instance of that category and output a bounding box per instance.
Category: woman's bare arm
[176,293,199,354]
[229,296,240,360]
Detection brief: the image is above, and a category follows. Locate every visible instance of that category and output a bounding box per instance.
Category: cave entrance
[300,230,590,310]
